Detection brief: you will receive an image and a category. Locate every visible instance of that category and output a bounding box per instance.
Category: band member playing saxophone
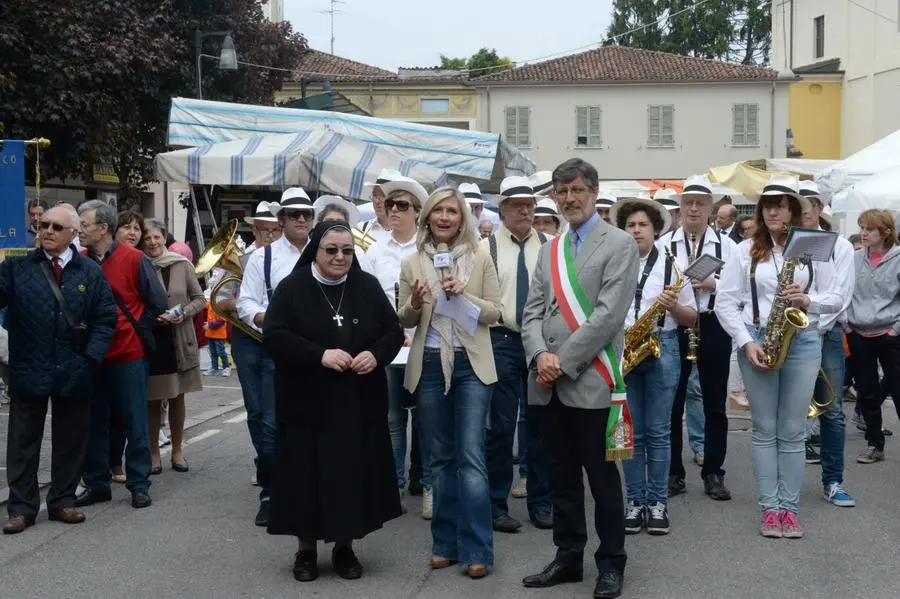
[657,176,737,500]
[715,176,842,539]
[611,198,697,537]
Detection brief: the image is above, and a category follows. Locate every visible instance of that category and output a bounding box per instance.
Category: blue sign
[0,141,27,248]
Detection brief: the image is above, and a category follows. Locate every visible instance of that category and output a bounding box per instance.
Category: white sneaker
[399,488,407,514]
[158,429,171,448]
[422,487,433,520]
[221,367,231,377]
[202,368,220,376]
[511,478,528,498]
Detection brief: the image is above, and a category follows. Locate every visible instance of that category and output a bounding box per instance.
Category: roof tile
[292,49,397,82]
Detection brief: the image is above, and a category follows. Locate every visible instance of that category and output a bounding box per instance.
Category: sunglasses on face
[385,199,412,212]
[283,210,313,221]
[40,221,70,232]
[321,246,355,256]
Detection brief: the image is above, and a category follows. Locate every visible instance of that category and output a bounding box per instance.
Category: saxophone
[623,250,686,376]
[761,254,810,370]
[685,229,700,361]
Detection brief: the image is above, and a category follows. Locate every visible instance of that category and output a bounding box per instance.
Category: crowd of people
[3,157,898,599]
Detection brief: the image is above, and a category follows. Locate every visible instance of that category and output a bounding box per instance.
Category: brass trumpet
[809,368,835,419]
[195,219,262,342]
[352,226,377,251]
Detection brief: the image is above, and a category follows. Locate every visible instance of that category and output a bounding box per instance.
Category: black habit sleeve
[361,273,405,368]
[263,274,327,369]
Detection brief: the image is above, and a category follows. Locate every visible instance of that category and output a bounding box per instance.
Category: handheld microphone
[434,242,453,299]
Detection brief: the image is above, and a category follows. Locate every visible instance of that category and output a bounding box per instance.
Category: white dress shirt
[656,225,738,314]
[361,219,393,245]
[44,247,74,269]
[624,248,697,331]
[715,239,843,349]
[361,232,418,310]
[237,235,305,330]
[477,226,544,332]
[819,235,856,332]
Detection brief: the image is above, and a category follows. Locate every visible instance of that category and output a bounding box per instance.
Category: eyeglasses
[385,199,412,212]
[282,210,313,221]
[321,246,355,256]
[554,186,590,198]
[39,221,71,232]
[254,226,281,237]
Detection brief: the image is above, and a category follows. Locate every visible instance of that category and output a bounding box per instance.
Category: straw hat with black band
[271,187,314,215]
[609,195,672,237]
[529,171,553,197]
[244,201,280,225]
[459,182,486,205]
[757,175,811,212]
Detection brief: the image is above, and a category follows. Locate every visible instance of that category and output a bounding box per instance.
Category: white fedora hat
[653,188,680,212]
[271,187,314,215]
[313,195,361,228]
[799,179,829,207]
[595,191,616,209]
[243,201,279,225]
[362,168,404,197]
[529,171,554,196]
[458,182,485,205]
[380,175,429,209]
[609,196,672,236]
[534,197,560,220]
[759,175,811,211]
[675,175,722,202]
[499,176,536,202]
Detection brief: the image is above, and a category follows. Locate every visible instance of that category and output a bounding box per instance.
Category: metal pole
[202,186,218,233]
[194,29,203,99]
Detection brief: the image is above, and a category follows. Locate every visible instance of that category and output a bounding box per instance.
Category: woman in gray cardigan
[847,209,900,465]
[143,219,205,473]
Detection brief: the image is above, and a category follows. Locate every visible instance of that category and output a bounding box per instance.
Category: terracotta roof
[292,49,397,82]
[474,45,778,84]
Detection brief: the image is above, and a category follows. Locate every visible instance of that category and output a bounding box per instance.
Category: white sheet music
[784,228,838,262]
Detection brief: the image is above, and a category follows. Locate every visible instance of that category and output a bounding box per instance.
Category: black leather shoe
[74,488,112,508]
[667,475,686,497]
[594,571,624,598]
[293,550,318,582]
[131,491,152,509]
[492,513,522,533]
[150,466,162,476]
[522,561,583,588]
[703,474,732,501]
[332,545,363,579]
[530,511,553,529]
[255,499,270,527]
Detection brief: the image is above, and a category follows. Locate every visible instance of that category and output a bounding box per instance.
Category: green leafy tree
[730,0,771,65]
[604,0,666,50]
[438,48,512,77]
[662,0,733,60]
[439,55,468,69]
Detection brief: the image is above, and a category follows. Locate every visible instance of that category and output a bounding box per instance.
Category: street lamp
[194,29,238,100]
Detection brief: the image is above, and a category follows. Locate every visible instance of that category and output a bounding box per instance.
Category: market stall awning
[154,129,448,199]
[817,129,900,209]
[165,97,536,184]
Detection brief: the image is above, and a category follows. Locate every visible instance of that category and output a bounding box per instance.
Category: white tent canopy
[817,129,900,208]
[154,129,448,199]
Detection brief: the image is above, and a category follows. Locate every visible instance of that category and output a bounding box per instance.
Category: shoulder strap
[488,233,498,273]
[706,230,723,311]
[111,288,141,330]
[161,266,172,292]
[749,258,760,325]
[361,220,372,233]
[634,246,659,321]
[804,258,814,293]
[39,262,78,329]
[264,244,274,302]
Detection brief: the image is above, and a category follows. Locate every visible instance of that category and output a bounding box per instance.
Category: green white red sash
[549,233,633,461]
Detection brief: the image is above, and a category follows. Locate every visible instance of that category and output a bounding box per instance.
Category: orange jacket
[205,303,228,340]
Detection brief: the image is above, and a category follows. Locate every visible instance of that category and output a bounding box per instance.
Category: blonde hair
[416,187,480,252]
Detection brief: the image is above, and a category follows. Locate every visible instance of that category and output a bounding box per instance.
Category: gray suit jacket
[521,218,639,410]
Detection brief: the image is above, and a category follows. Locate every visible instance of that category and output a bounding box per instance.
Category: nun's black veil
[295,220,362,272]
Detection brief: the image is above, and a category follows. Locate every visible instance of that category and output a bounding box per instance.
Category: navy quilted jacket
[0,248,117,398]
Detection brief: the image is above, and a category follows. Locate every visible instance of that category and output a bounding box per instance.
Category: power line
[847,0,897,24]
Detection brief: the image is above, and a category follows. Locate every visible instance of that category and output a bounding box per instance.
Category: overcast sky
[285,0,615,71]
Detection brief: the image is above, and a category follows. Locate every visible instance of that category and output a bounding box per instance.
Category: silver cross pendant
[333,314,344,327]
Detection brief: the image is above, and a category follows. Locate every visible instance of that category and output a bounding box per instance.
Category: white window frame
[732,103,760,147]
[420,98,451,114]
[575,105,603,148]
[504,106,531,148]
[647,105,675,148]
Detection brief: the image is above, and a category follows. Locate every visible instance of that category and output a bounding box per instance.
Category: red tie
[52,256,63,283]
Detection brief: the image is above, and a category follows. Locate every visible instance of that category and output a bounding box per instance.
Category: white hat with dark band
[675,175,722,201]
[595,191,616,209]
[534,197,560,222]
[499,176,536,202]
[271,187,314,215]
[458,182,485,205]
[799,179,829,207]
[243,201,279,225]
[759,175,811,211]
[653,188,680,212]
[529,171,554,196]
[609,196,672,236]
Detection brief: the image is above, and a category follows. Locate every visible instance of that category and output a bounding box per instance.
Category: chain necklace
[316,281,347,327]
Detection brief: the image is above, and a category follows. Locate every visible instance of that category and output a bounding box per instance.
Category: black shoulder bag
[40,262,89,352]
[111,291,157,353]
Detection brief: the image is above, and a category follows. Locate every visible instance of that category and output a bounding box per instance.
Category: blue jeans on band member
[230,331,276,499]
[417,351,493,566]
[817,327,846,486]
[685,366,705,454]
[84,359,151,494]
[738,325,821,514]
[622,329,680,505]
[386,365,433,489]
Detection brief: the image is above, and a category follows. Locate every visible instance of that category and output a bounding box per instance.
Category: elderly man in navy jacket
[1,206,116,534]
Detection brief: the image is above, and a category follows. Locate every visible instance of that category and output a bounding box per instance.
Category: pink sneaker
[780,510,804,538]
[759,510,782,538]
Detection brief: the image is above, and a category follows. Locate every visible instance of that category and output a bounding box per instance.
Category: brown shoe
[467,564,489,579]
[48,507,86,524]
[2,515,35,535]
[430,556,456,569]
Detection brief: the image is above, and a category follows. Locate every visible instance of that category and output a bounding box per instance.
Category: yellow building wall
[275,86,476,121]
[788,81,842,159]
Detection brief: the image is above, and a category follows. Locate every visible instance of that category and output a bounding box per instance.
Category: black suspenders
[634,247,659,321]
[750,255,814,325]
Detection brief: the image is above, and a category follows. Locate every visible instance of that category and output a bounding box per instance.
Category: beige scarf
[420,242,477,394]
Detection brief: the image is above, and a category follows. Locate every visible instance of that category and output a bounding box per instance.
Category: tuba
[623,250,687,376]
[195,219,262,342]
[352,226,377,251]
[761,247,809,369]
[809,368,835,419]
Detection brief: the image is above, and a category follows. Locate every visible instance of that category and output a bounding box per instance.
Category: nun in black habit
[263,221,404,582]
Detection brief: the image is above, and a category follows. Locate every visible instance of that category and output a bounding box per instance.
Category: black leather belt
[491,327,521,337]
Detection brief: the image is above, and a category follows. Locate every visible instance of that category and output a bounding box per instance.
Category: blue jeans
[417,350,493,566]
[386,365,432,489]
[685,366,705,454]
[739,326,821,514]
[486,329,551,519]
[230,330,276,499]
[817,327,846,486]
[516,393,527,478]
[623,330,680,505]
[207,338,228,370]
[84,359,151,494]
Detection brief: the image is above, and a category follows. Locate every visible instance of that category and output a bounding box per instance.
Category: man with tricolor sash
[521,159,639,599]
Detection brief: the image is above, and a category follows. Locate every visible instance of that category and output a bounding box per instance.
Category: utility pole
[321,0,344,54]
